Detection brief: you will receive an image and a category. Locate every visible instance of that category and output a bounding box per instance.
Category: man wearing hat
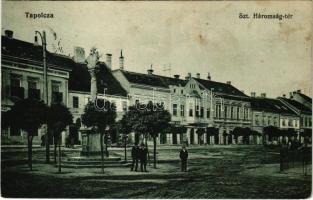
[180,144,188,172]
[139,143,148,172]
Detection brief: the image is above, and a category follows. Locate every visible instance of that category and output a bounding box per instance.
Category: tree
[128,102,171,168]
[9,98,48,170]
[81,99,116,173]
[118,115,133,162]
[47,103,73,173]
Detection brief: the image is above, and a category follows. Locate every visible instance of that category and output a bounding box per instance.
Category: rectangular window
[230,107,234,119]
[207,107,210,118]
[200,107,204,118]
[288,119,292,126]
[195,105,199,117]
[173,104,178,116]
[27,78,40,100]
[181,90,184,94]
[28,80,37,89]
[180,105,185,116]
[255,115,259,125]
[73,96,79,108]
[282,119,286,126]
[189,103,193,117]
[274,117,277,126]
[10,74,24,99]
[237,107,240,119]
[11,74,21,87]
[224,106,228,119]
[52,82,60,92]
[268,116,272,125]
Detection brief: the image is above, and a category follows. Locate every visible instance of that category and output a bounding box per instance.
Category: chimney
[4,30,13,39]
[119,50,124,70]
[226,81,231,85]
[106,54,112,70]
[283,94,286,98]
[196,73,200,79]
[147,64,154,75]
[289,92,293,99]
[251,92,256,98]
[185,73,192,80]
[174,74,180,79]
[261,93,266,98]
[73,46,85,63]
[207,72,211,81]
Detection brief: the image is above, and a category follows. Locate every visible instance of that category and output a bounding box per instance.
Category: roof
[297,93,312,103]
[194,78,248,97]
[250,97,296,115]
[61,59,127,97]
[1,35,127,97]
[279,97,312,114]
[120,70,187,88]
[2,36,71,71]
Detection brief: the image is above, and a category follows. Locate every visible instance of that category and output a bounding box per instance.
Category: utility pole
[35,30,49,163]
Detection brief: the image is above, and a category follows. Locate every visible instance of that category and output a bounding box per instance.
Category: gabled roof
[1,35,127,97]
[120,70,187,88]
[2,36,71,71]
[279,97,312,114]
[250,97,296,115]
[194,78,248,97]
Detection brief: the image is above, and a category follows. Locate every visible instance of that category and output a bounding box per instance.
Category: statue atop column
[86,47,100,101]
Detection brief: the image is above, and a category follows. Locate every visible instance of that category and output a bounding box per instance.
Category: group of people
[280,136,311,175]
[131,143,148,172]
[131,143,189,172]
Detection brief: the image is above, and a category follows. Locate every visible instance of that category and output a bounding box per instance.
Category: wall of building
[2,60,69,144]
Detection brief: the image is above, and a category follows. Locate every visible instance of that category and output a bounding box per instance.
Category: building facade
[1,31,71,144]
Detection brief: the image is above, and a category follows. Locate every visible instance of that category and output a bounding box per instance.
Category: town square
[1,1,312,199]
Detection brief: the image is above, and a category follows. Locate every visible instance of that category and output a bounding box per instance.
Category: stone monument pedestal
[80,129,106,156]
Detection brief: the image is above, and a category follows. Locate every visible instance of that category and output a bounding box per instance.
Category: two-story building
[113,66,252,145]
[250,93,300,144]
[278,95,312,142]
[1,30,71,144]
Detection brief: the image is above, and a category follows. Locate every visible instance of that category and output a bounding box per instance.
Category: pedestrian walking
[139,143,148,172]
[130,143,139,171]
[180,145,188,172]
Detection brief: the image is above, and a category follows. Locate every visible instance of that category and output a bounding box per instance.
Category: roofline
[69,90,128,98]
[2,54,72,72]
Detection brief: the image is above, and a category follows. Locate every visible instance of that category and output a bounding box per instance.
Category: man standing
[180,145,188,172]
[130,143,139,171]
[139,143,148,172]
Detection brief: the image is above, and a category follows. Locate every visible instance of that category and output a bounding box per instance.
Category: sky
[2,1,312,98]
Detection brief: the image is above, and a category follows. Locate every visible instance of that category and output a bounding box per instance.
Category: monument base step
[60,163,131,168]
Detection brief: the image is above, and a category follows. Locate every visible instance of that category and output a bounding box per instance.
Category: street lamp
[35,30,49,163]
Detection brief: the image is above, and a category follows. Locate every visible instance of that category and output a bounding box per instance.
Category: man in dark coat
[180,145,188,172]
[139,144,148,172]
[130,143,139,171]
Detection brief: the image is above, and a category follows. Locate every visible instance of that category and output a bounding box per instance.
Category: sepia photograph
[1,1,312,198]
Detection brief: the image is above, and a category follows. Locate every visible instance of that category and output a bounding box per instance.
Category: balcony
[28,89,41,100]
[51,92,63,104]
[11,86,24,99]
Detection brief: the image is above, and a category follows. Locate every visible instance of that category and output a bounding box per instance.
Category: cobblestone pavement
[1,145,311,198]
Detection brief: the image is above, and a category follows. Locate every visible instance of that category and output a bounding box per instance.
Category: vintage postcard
[1,0,312,199]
